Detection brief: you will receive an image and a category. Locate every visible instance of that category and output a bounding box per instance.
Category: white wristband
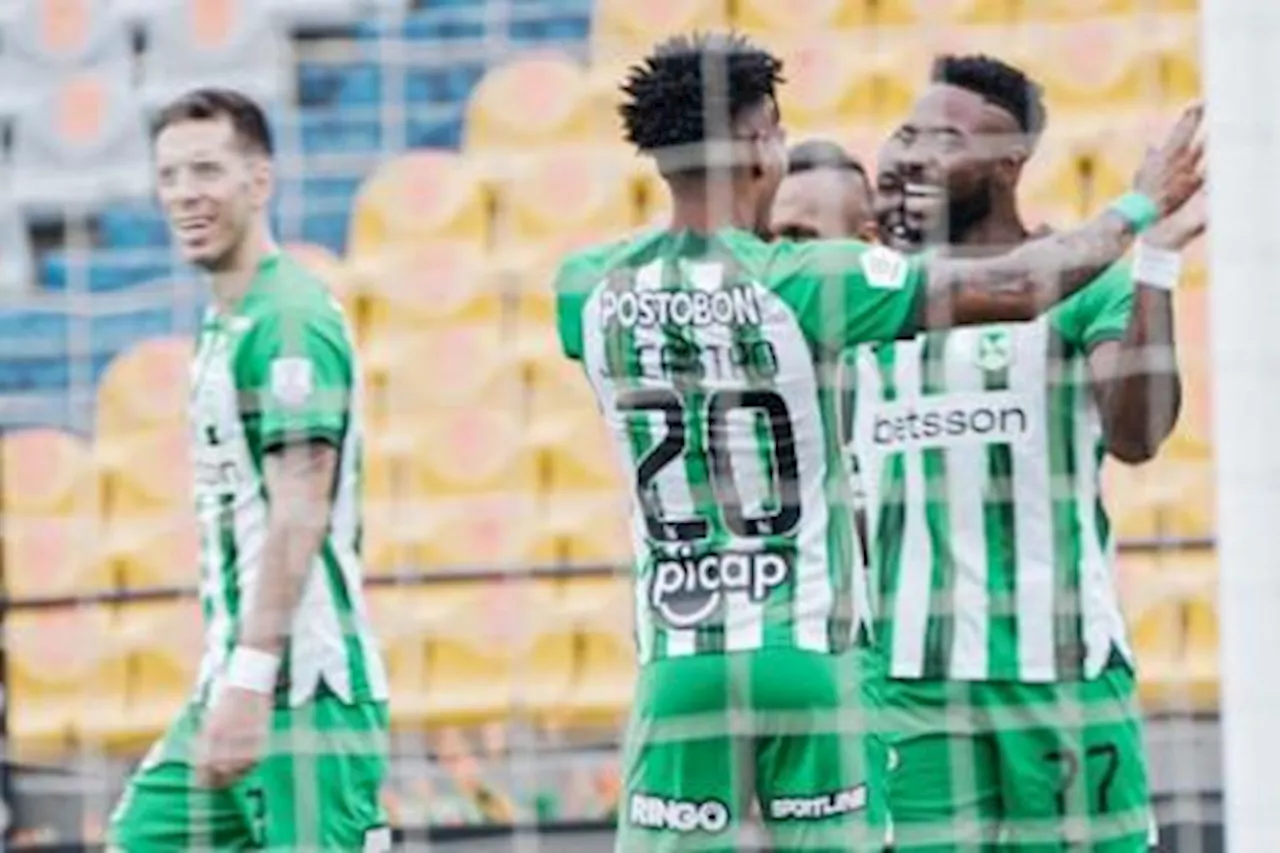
[1132,242,1183,291]
[226,647,281,695]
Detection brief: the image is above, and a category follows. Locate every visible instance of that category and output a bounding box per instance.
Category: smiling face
[770,167,876,241]
[876,83,1027,250]
[153,115,271,270]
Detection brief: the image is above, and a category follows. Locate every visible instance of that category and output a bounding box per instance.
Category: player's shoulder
[758,237,909,290]
[554,232,658,296]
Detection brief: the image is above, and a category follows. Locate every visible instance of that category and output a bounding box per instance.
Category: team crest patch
[975,330,1013,372]
[270,357,314,407]
[860,246,909,290]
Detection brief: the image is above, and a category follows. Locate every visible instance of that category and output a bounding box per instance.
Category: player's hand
[194,686,273,789]
[1132,102,1205,216]
[1144,185,1208,251]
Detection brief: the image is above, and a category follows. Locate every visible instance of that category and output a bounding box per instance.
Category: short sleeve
[1051,262,1134,350]
[553,252,602,362]
[772,240,926,351]
[233,305,352,452]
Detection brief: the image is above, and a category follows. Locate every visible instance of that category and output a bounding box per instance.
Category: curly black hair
[619,32,784,175]
[930,54,1047,140]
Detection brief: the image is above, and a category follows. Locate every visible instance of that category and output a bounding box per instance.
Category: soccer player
[107,89,390,852]
[770,140,878,243]
[848,55,1205,850]
[552,33,1202,853]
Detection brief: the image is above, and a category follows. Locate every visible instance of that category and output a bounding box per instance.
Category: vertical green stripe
[919,332,955,679]
[982,345,1018,679]
[817,376,856,652]
[1048,335,1085,680]
[871,345,903,650]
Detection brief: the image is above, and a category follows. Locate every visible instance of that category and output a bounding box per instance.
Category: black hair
[153,87,274,156]
[930,54,1047,139]
[619,32,784,175]
[787,139,871,188]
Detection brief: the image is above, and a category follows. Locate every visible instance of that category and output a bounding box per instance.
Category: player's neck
[947,207,1029,257]
[667,182,758,235]
[209,226,279,312]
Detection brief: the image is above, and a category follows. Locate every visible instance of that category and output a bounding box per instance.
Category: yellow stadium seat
[1019,21,1159,114]
[106,510,201,590]
[0,427,99,519]
[464,53,599,150]
[1018,129,1092,226]
[1016,0,1139,20]
[421,579,573,725]
[4,518,110,601]
[417,495,557,572]
[364,322,523,427]
[98,424,192,519]
[113,597,204,750]
[535,404,628,495]
[560,574,637,724]
[1184,581,1220,712]
[733,0,869,35]
[584,62,632,143]
[543,492,634,569]
[353,241,505,336]
[1104,433,1214,545]
[773,34,879,133]
[872,0,1020,26]
[364,585,433,726]
[347,151,491,257]
[494,146,641,254]
[590,0,728,65]
[6,604,127,757]
[1119,552,1187,710]
[409,406,540,497]
[95,336,194,440]
[1155,14,1200,106]
[1175,278,1211,446]
[504,249,558,331]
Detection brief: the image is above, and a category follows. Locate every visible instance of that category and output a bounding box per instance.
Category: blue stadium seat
[97,203,170,250]
[405,63,488,106]
[0,204,34,295]
[298,61,384,108]
[297,108,385,155]
[508,0,591,47]
[356,5,486,42]
[39,250,173,293]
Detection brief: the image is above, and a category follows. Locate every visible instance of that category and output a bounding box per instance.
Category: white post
[1202,0,1280,849]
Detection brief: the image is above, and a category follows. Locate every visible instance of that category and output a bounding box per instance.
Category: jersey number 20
[619,388,801,543]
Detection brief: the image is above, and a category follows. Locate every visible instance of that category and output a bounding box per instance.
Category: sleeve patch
[860,246,909,290]
[269,357,315,408]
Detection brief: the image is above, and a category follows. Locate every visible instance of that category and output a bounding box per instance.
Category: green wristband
[1108,192,1160,234]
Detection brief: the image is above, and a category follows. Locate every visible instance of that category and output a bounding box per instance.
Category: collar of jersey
[202,252,282,332]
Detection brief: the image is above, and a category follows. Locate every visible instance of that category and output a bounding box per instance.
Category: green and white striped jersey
[842,263,1135,683]
[189,252,388,707]
[555,228,924,664]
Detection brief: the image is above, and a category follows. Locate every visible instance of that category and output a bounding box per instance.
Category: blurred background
[0,0,1215,849]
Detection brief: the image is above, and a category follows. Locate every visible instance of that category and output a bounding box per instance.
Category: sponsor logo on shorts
[629,793,731,833]
[768,785,869,821]
[649,550,793,629]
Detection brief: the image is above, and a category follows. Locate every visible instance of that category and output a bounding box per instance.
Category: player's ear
[249,154,275,212]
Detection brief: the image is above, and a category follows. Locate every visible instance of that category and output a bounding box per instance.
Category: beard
[944,177,995,243]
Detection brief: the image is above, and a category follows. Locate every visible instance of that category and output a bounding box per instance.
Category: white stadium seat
[139,0,293,109]
[9,73,152,214]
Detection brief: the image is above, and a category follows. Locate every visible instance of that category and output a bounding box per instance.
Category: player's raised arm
[915,102,1204,330]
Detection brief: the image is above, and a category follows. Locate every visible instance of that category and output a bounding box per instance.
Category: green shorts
[108,692,390,852]
[617,646,889,853]
[879,661,1154,852]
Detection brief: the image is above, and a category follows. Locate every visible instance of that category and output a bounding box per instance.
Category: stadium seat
[871,0,1020,26]
[733,0,869,35]
[105,509,200,590]
[418,495,556,573]
[1018,21,1159,115]
[0,0,133,117]
[6,604,128,756]
[590,0,728,65]
[1120,552,1189,710]
[364,585,433,726]
[463,53,600,151]
[0,427,99,519]
[533,398,628,495]
[364,323,524,429]
[493,146,642,254]
[347,151,491,257]
[98,424,193,519]
[422,579,574,725]
[1015,0,1139,20]
[1155,14,1201,107]
[354,241,505,335]
[560,573,636,724]
[95,336,194,440]
[772,34,878,133]
[1104,433,1214,545]
[543,491,634,568]
[410,406,540,496]
[1018,126,1092,226]
[113,596,205,750]
[139,0,294,109]
[4,518,110,601]
[9,73,152,214]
